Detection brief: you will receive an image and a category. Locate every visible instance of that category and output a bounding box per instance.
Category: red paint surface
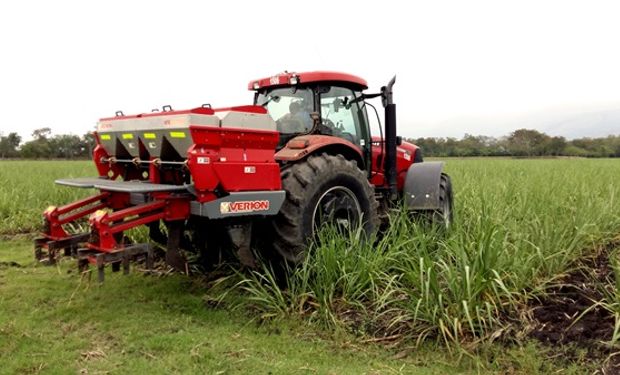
[249,71,368,91]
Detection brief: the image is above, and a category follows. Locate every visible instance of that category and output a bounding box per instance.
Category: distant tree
[411,137,446,156]
[81,132,96,157]
[543,136,567,156]
[0,132,21,158]
[459,134,482,156]
[20,128,98,159]
[506,129,549,156]
[611,135,620,157]
[32,127,52,140]
[20,128,53,158]
[563,144,588,157]
[49,134,84,158]
[570,137,616,157]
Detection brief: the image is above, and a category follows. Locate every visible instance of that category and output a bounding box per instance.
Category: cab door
[318,86,372,171]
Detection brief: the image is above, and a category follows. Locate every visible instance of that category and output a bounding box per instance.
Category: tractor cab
[250,72,372,161]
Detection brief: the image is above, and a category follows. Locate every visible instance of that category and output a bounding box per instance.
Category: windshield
[256,88,314,134]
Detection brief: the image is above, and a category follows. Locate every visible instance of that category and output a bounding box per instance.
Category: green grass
[0,158,618,373]
[0,239,582,374]
[0,161,93,235]
[0,240,446,374]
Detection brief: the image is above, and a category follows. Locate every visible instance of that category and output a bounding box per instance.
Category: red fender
[275,135,363,166]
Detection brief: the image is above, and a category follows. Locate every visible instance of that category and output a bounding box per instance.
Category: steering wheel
[276,117,306,134]
[322,118,336,128]
[319,118,336,135]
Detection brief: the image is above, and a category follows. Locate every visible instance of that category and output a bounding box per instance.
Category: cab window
[319,86,364,146]
[256,88,314,134]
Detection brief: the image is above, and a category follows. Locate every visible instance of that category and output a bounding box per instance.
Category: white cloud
[0,0,619,139]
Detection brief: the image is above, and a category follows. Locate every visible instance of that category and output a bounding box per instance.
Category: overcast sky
[1,0,619,140]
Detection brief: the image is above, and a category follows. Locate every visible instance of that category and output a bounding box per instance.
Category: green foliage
[0,161,93,234]
[412,129,620,158]
[2,128,95,159]
[506,129,550,156]
[0,132,21,158]
[234,158,620,345]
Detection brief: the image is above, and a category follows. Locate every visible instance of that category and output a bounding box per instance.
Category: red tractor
[35,71,453,280]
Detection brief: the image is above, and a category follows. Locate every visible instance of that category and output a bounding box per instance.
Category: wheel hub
[312,186,361,233]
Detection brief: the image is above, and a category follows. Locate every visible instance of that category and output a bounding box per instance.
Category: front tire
[431,173,453,229]
[270,153,379,263]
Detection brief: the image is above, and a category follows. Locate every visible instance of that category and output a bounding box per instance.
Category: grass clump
[232,158,620,346]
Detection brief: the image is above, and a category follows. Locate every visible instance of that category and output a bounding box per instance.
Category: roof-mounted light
[289,75,299,85]
[252,82,260,90]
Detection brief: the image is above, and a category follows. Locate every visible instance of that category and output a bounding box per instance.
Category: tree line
[0,127,618,159]
[409,129,620,158]
[0,128,95,159]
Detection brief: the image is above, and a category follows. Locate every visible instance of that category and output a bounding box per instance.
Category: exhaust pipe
[382,76,397,201]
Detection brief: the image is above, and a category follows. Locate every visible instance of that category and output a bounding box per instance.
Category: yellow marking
[169,131,186,139]
[122,133,134,140]
[144,132,156,139]
[100,134,111,140]
[93,210,107,218]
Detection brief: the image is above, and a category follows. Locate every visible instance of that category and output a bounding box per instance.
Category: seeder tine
[146,245,154,271]
[34,237,46,262]
[96,254,105,283]
[122,254,130,275]
[75,244,153,283]
[78,255,90,274]
[34,233,90,264]
[33,238,57,265]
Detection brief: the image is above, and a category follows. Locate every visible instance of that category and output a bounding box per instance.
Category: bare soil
[528,238,620,373]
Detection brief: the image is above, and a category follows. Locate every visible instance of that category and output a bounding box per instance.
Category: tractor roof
[248,71,368,92]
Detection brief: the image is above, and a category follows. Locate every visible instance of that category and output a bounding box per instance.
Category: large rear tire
[270,153,379,263]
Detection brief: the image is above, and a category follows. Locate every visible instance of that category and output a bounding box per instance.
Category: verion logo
[220,200,270,214]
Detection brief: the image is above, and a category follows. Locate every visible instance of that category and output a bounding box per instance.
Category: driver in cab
[278,100,313,133]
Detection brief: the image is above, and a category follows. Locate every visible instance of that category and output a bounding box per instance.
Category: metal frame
[42,192,110,239]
